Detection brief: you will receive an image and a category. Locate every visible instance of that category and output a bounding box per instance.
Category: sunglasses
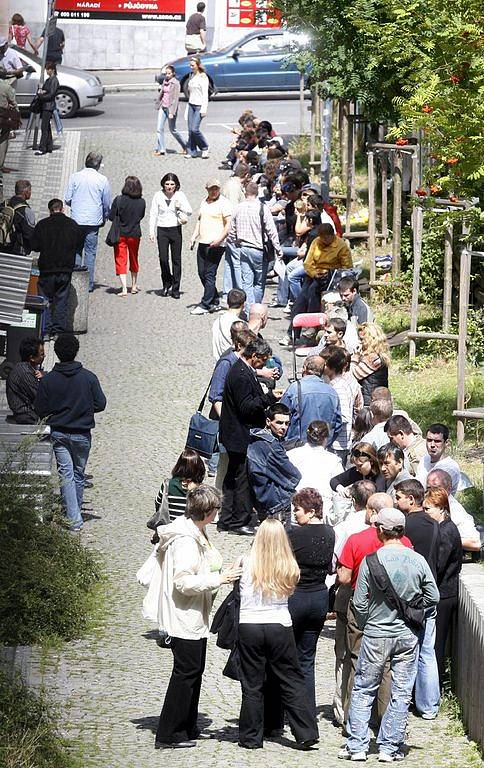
[352,449,372,460]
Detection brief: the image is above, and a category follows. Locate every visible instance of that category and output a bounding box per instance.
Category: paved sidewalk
[22,129,482,768]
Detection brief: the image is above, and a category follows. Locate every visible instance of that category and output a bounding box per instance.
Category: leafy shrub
[0,671,79,768]
[0,447,103,645]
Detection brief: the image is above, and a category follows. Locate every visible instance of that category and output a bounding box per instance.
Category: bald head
[303,355,326,378]
[248,303,268,331]
[366,492,393,524]
[427,469,452,492]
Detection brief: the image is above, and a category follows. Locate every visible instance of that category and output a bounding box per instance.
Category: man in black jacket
[31,198,83,338]
[34,334,106,530]
[218,337,280,534]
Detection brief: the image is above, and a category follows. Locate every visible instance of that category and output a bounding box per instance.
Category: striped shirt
[6,362,39,420]
[330,375,356,451]
[227,198,282,257]
[155,476,188,522]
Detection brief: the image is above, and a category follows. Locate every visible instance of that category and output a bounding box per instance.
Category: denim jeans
[276,249,299,304]
[76,225,100,291]
[187,103,208,155]
[156,107,187,152]
[346,633,418,756]
[51,430,91,529]
[415,612,440,716]
[240,246,267,311]
[288,586,328,715]
[223,242,242,297]
[38,272,71,334]
[287,261,307,300]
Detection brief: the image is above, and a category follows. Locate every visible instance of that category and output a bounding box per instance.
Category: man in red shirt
[337,494,413,724]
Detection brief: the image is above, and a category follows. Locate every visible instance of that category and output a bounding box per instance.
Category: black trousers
[157,225,182,291]
[219,450,253,530]
[288,273,332,338]
[435,595,457,685]
[238,623,319,748]
[156,637,207,744]
[39,110,54,153]
[196,243,224,309]
[38,272,71,334]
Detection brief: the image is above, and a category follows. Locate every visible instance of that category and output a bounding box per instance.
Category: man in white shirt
[212,288,246,360]
[427,468,481,551]
[416,423,461,494]
[361,398,394,449]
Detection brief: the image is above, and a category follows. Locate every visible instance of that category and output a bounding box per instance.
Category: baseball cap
[372,508,406,530]
[302,183,320,193]
[205,177,221,189]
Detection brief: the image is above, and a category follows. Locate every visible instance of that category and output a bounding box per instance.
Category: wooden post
[456,226,472,446]
[409,206,423,361]
[380,156,388,246]
[345,110,355,236]
[410,150,418,229]
[443,225,453,331]
[392,151,403,277]
[340,101,349,180]
[320,98,333,202]
[299,72,305,136]
[368,151,377,290]
[309,90,316,165]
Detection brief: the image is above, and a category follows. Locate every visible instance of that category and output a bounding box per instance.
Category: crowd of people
[1,70,481,762]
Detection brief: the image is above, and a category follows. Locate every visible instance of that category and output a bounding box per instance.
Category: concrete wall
[9,0,246,69]
[454,564,484,753]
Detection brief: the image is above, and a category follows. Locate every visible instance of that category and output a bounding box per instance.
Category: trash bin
[4,294,48,363]
[67,267,89,334]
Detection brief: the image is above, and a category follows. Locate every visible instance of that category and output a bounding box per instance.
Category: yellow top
[303,236,352,277]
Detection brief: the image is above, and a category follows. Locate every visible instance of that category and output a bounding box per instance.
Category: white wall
[8,0,247,69]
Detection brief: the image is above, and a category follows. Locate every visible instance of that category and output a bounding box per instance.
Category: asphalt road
[64,90,307,138]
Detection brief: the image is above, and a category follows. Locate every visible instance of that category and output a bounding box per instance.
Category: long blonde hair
[358,322,391,367]
[249,519,300,598]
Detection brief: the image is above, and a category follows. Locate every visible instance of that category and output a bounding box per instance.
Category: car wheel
[55,88,79,118]
[182,78,215,100]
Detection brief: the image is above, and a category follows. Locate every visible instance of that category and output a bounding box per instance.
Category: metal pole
[320,98,333,203]
[299,72,305,136]
[456,224,471,446]
[309,90,316,164]
[345,110,355,236]
[409,206,423,361]
[368,151,376,289]
[391,151,403,277]
[443,225,453,331]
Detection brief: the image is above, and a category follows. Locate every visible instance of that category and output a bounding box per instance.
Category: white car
[12,46,104,118]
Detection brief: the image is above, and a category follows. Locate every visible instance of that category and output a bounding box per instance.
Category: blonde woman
[186,57,209,158]
[351,322,390,405]
[237,518,319,750]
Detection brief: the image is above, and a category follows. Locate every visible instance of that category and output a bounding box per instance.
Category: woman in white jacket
[149,172,192,298]
[154,485,241,749]
[186,57,210,158]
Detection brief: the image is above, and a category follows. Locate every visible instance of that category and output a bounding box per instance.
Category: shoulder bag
[259,202,275,261]
[105,197,121,246]
[146,479,171,530]
[366,552,426,633]
[186,377,219,458]
[0,103,22,129]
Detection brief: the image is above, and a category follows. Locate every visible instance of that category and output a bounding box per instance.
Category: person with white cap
[190,178,232,315]
[339,507,439,763]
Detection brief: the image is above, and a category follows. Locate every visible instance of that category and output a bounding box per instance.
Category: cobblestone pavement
[27,129,481,768]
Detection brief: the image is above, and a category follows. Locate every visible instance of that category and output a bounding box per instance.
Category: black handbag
[185,378,219,458]
[0,104,22,129]
[210,580,240,649]
[259,202,275,261]
[105,199,121,247]
[29,95,42,115]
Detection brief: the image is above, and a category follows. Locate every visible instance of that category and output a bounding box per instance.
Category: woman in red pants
[109,176,146,296]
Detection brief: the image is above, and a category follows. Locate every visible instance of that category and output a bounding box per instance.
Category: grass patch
[440,692,484,764]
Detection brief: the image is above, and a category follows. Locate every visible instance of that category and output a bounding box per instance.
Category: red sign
[226,0,281,28]
[55,0,185,21]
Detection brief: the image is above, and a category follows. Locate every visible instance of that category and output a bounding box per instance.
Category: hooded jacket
[247,428,301,518]
[140,515,223,639]
[34,361,106,432]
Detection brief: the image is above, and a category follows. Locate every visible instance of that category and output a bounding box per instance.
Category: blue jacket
[247,428,301,517]
[280,374,342,445]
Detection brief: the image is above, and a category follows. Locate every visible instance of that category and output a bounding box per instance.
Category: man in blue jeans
[65,151,112,291]
[34,334,106,530]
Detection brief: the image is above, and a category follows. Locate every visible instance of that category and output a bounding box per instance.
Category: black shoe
[171,290,180,299]
[35,150,47,155]
[296,738,319,750]
[85,474,93,480]
[155,740,197,749]
[160,287,170,297]
[231,526,256,536]
[238,742,262,749]
[217,524,230,533]
[83,480,93,489]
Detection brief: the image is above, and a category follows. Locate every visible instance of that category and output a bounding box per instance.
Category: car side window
[239,35,288,56]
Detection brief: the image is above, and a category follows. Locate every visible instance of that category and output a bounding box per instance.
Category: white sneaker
[190,305,209,315]
[338,746,367,761]
[421,712,438,720]
[201,148,209,159]
[278,334,293,347]
[283,302,293,315]
[378,752,405,762]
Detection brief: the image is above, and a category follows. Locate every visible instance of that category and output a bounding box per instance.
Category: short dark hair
[338,277,359,293]
[292,487,324,518]
[165,65,175,76]
[122,175,143,198]
[85,152,102,170]
[171,448,205,485]
[54,333,79,362]
[327,317,347,335]
[378,526,405,541]
[234,163,249,178]
[350,479,377,509]
[19,336,43,362]
[258,120,273,133]
[370,399,393,422]
[245,181,259,197]
[48,198,63,213]
[324,346,347,375]
[15,179,31,196]
[227,288,246,309]
[385,414,412,435]
[426,423,450,441]
[45,61,57,73]
[394,478,425,505]
[160,172,180,191]
[377,443,405,463]
[306,420,329,446]
[242,338,272,359]
[266,403,290,420]
[305,210,321,226]
[196,1,206,10]
[307,193,323,209]
[185,485,221,522]
[318,223,335,238]
[231,327,255,351]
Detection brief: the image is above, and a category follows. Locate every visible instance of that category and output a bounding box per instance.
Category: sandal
[117,290,128,297]
[131,287,139,294]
